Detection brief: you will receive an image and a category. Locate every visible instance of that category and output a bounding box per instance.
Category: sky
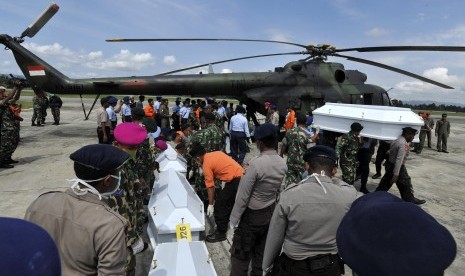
[3,0,465,104]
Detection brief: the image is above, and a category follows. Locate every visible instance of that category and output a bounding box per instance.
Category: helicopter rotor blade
[106,38,308,49]
[156,51,304,76]
[333,53,454,89]
[20,3,59,39]
[336,46,465,53]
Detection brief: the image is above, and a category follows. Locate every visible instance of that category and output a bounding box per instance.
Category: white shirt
[121,104,131,116]
[106,106,117,122]
[229,113,250,137]
[154,101,161,112]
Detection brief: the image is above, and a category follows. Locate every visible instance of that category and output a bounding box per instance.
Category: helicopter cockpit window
[334,70,345,83]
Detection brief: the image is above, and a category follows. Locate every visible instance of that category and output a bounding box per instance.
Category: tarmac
[1,96,464,275]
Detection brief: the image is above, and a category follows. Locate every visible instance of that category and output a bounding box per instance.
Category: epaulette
[38,191,61,197]
[283,182,299,192]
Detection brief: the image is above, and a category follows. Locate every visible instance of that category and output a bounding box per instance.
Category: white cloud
[24,42,73,57]
[88,51,103,60]
[163,55,176,65]
[85,49,154,71]
[392,67,465,103]
[365,27,389,37]
[221,68,232,73]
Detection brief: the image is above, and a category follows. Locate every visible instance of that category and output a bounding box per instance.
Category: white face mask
[68,172,121,200]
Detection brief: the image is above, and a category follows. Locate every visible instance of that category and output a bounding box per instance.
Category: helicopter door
[350,94,364,104]
[363,93,373,105]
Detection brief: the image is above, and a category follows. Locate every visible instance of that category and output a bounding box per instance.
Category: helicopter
[2,3,465,120]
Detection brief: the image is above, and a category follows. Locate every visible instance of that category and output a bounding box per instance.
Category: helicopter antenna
[16,3,59,42]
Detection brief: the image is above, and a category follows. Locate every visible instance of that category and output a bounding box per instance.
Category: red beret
[155,140,168,151]
[114,123,147,146]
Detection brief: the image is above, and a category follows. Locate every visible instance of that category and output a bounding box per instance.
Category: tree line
[391,99,465,113]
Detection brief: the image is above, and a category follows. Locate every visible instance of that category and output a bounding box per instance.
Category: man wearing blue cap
[229,123,287,276]
[337,192,456,275]
[25,144,130,275]
[263,145,361,276]
[0,217,61,276]
[375,127,426,204]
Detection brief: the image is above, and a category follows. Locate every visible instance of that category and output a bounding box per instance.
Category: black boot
[372,173,382,179]
[0,163,14,169]
[31,122,36,126]
[360,185,370,194]
[206,230,226,243]
[406,197,426,205]
[5,158,19,164]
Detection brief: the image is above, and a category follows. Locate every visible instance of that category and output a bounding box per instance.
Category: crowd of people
[0,91,458,275]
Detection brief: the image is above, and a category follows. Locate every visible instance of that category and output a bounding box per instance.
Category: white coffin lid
[156,144,187,172]
[313,103,424,140]
[148,168,204,234]
[149,240,217,276]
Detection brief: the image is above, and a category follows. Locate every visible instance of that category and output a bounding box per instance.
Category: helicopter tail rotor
[19,3,59,41]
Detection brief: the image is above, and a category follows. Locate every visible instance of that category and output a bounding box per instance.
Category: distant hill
[403,100,465,107]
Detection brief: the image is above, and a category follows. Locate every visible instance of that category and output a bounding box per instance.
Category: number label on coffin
[176,223,192,241]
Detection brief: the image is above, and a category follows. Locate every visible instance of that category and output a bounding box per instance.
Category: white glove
[207,204,214,216]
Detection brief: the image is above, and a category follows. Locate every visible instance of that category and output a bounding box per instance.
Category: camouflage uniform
[41,96,49,124]
[159,103,170,128]
[135,138,154,231]
[0,102,19,163]
[336,131,361,185]
[213,111,225,130]
[282,127,312,187]
[189,111,200,130]
[188,123,226,201]
[32,94,44,125]
[49,94,63,125]
[107,159,140,275]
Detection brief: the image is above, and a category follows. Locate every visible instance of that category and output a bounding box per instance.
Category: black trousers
[357,148,371,186]
[230,205,275,276]
[375,161,414,200]
[374,141,390,174]
[230,131,247,165]
[97,127,112,144]
[214,178,240,233]
[272,253,343,276]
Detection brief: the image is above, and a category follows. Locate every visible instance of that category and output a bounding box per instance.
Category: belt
[283,253,341,271]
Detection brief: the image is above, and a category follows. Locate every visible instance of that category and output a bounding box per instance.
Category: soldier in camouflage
[48,94,63,125]
[41,94,49,124]
[132,108,155,234]
[336,122,363,185]
[32,92,45,126]
[280,113,317,187]
[109,122,148,276]
[0,82,22,169]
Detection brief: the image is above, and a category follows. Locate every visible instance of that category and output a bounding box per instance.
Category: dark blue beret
[337,192,457,276]
[0,217,61,275]
[254,123,276,140]
[70,144,130,172]
[107,96,118,104]
[303,145,338,163]
[236,105,245,114]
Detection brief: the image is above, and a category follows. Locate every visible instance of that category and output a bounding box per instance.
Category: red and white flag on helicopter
[28,65,46,76]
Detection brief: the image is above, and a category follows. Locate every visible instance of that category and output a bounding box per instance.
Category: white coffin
[313,103,423,141]
[148,240,217,276]
[156,144,187,174]
[147,168,205,246]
